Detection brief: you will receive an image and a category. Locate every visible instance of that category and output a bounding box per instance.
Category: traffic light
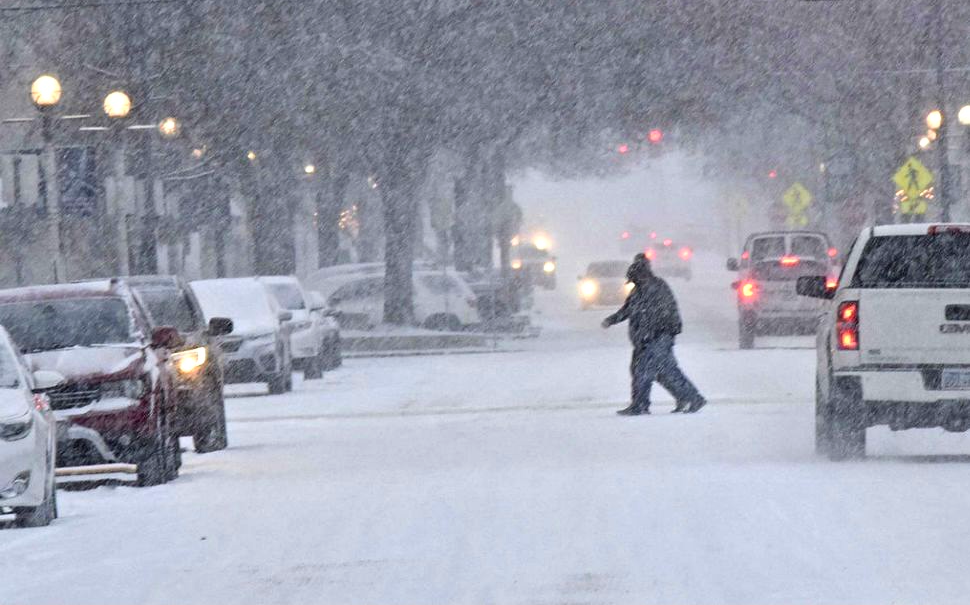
[617,143,630,154]
[647,129,664,144]
[768,169,778,179]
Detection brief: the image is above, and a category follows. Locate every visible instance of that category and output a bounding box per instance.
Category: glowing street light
[959,105,970,126]
[304,163,316,175]
[919,136,932,150]
[158,117,180,139]
[103,90,132,119]
[926,109,943,130]
[246,150,257,161]
[927,129,938,141]
[532,233,551,251]
[31,75,62,109]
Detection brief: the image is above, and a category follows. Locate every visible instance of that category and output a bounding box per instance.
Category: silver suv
[727,231,838,349]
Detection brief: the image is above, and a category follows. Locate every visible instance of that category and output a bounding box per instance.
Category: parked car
[306,264,479,331]
[258,276,340,379]
[0,327,61,527]
[577,260,635,309]
[126,276,233,453]
[0,280,182,487]
[304,290,342,370]
[646,238,693,280]
[799,223,970,459]
[191,278,294,394]
[727,231,838,349]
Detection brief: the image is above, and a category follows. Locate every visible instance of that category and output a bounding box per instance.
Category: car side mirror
[278,310,293,323]
[796,276,836,300]
[727,258,739,271]
[151,326,185,349]
[208,317,234,336]
[32,370,65,393]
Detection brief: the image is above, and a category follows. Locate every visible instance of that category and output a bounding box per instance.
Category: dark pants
[631,335,704,411]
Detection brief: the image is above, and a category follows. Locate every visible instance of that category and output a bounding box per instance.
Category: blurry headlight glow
[580,279,599,299]
[511,259,523,270]
[624,282,635,295]
[172,346,208,374]
[543,261,556,273]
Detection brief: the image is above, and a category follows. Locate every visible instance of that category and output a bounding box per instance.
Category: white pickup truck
[798,223,970,459]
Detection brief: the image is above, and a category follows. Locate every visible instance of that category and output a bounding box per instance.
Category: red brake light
[645,248,656,260]
[827,247,838,258]
[741,251,750,260]
[621,231,630,240]
[780,255,800,266]
[663,239,673,247]
[650,232,657,239]
[826,277,838,290]
[739,280,757,302]
[837,301,859,351]
[679,247,692,260]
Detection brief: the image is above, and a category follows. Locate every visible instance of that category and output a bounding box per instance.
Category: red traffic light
[647,129,664,144]
[617,143,630,154]
[768,169,778,179]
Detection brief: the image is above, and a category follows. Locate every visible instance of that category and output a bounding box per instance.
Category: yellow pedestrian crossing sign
[893,156,933,215]
[782,182,812,228]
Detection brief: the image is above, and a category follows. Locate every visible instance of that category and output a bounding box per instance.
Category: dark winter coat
[604,274,683,346]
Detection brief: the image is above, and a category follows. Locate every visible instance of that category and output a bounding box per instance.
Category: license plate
[942,369,970,390]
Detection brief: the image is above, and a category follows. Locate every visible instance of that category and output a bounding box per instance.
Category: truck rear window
[852,234,970,288]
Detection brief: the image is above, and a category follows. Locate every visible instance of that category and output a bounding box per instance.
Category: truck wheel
[815,380,833,456]
[324,337,342,370]
[194,384,228,453]
[739,313,756,349]
[827,380,866,460]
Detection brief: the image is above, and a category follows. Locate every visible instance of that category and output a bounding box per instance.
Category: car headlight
[579,279,599,299]
[171,346,208,375]
[543,261,556,273]
[100,379,146,399]
[511,259,523,270]
[624,282,635,295]
[0,414,32,441]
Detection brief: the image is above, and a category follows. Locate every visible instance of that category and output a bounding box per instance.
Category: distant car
[0,280,183,487]
[258,276,341,379]
[727,231,838,349]
[191,278,294,394]
[577,261,634,310]
[0,327,61,527]
[126,276,233,453]
[646,239,693,280]
[306,264,479,331]
[511,243,557,290]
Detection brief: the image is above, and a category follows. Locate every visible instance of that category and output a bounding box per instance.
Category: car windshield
[853,234,970,288]
[0,298,133,353]
[266,283,306,310]
[749,237,786,260]
[192,281,275,322]
[588,262,628,277]
[752,260,829,282]
[136,288,203,332]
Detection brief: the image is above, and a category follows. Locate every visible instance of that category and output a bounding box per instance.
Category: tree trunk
[381,164,419,326]
[317,170,348,268]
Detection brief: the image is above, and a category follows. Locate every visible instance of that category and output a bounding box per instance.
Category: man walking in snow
[602,255,706,416]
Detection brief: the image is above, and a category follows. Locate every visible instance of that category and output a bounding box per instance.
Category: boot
[671,401,689,413]
[686,399,707,413]
[617,403,649,416]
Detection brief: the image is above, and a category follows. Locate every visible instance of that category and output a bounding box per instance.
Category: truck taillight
[826,276,838,290]
[679,247,693,260]
[837,301,859,351]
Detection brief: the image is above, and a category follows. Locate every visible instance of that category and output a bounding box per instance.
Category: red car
[0,280,183,486]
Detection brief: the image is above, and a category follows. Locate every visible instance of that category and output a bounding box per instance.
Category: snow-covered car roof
[0,279,124,303]
[305,264,465,297]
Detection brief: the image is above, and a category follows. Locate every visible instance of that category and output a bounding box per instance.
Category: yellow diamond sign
[782,182,812,212]
[893,156,933,202]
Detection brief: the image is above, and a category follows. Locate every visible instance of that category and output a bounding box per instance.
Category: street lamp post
[30,75,66,282]
[104,90,133,275]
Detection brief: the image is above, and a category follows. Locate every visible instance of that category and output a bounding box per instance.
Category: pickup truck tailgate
[860,289,970,365]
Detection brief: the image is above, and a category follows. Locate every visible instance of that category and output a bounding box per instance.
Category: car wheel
[14,454,57,528]
[267,372,288,395]
[304,353,324,380]
[323,337,342,370]
[194,382,228,453]
[137,409,176,487]
[739,312,756,349]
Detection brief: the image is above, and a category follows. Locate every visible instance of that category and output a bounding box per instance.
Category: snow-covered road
[5,256,970,604]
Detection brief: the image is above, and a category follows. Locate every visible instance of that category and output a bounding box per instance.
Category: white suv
[799,223,970,459]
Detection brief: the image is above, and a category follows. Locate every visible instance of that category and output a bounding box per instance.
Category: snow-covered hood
[27,345,145,383]
[227,318,277,339]
[0,387,28,420]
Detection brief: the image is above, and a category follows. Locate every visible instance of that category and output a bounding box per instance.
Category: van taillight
[739,280,757,302]
[837,301,859,351]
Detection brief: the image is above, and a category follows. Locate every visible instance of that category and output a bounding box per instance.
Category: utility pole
[932,0,952,221]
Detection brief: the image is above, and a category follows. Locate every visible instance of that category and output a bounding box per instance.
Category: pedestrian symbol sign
[782,182,812,228]
[893,156,933,215]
